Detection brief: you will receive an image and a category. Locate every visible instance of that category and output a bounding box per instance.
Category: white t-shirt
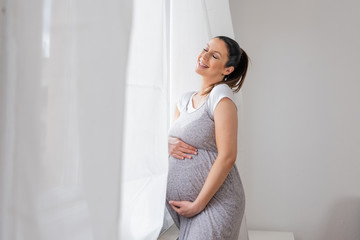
[176,83,238,116]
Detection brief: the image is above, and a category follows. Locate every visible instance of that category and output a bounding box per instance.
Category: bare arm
[193,97,238,210]
[168,98,237,217]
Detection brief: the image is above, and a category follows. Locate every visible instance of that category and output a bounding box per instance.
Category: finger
[179,146,198,155]
[172,154,185,160]
[173,152,191,160]
[170,204,181,214]
[170,201,182,208]
[176,151,192,159]
[179,143,197,153]
[182,154,192,159]
[174,139,197,152]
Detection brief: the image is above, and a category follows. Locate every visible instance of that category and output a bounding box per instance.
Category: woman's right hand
[168,137,198,160]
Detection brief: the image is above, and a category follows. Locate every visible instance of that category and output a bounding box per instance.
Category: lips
[199,60,209,68]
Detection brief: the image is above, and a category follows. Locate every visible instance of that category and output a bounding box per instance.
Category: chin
[195,65,205,75]
[195,68,204,76]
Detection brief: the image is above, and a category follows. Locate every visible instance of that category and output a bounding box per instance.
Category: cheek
[214,60,227,69]
[211,61,222,70]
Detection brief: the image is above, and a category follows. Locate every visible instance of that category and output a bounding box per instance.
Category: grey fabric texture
[166,85,246,240]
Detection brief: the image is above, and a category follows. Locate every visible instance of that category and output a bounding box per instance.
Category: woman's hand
[169,200,204,218]
[168,137,197,160]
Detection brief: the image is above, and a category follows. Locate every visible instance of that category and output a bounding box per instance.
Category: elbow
[227,157,237,165]
[218,153,237,166]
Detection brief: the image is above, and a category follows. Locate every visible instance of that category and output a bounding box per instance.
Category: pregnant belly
[166,149,217,202]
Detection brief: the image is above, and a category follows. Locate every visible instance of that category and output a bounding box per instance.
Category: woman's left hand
[169,200,204,218]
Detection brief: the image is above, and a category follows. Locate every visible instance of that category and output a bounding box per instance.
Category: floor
[157,224,296,240]
[157,224,179,240]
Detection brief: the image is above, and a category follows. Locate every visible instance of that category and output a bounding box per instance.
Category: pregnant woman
[166,36,249,240]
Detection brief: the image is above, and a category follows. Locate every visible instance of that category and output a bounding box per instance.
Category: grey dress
[166,86,246,240]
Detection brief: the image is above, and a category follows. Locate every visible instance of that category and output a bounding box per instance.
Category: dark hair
[202,36,249,96]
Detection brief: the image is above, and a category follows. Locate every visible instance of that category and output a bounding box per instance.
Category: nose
[202,51,210,60]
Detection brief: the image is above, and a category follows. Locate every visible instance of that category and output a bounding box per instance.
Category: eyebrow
[206,43,222,56]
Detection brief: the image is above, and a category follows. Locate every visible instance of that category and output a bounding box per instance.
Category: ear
[223,66,234,76]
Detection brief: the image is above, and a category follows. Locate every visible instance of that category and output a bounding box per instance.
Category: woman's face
[195,38,234,80]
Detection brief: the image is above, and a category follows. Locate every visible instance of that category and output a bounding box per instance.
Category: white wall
[230,0,360,240]
[0,0,4,79]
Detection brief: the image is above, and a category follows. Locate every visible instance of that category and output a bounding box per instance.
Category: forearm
[194,157,235,210]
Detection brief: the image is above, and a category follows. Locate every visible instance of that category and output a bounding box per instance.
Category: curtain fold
[0,0,132,239]
[119,0,169,239]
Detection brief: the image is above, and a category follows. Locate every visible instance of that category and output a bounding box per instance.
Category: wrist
[194,198,207,213]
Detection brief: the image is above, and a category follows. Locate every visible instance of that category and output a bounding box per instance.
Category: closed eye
[202,48,218,59]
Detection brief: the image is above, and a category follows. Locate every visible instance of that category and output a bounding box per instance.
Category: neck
[199,76,223,95]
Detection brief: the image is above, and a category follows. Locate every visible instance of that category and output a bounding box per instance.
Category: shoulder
[211,83,234,97]
[208,83,237,116]
[177,90,196,112]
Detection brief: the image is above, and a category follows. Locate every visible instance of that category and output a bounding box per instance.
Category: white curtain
[118,0,170,239]
[0,0,248,239]
[0,0,132,239]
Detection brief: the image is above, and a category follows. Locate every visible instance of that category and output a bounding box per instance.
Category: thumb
[169,200,182,207]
